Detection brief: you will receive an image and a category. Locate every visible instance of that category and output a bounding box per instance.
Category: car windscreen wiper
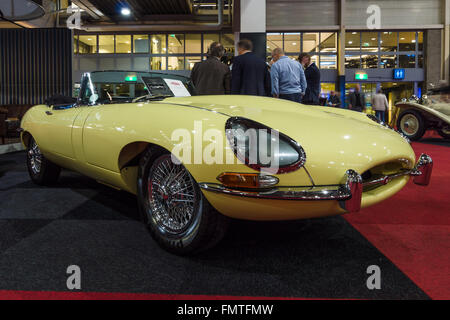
[132,94,174,103]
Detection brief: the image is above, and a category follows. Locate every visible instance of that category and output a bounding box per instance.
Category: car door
[42,104,83,159]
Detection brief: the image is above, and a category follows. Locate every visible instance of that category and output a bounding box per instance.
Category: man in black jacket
[299,53,321,105]
[348,84,366,112]
[191,42,231,95]
[231,39,271,96]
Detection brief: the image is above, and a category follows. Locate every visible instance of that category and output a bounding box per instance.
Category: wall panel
[0,28,72,105]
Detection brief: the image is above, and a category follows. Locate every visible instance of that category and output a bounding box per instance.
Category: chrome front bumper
[199,154,433,213]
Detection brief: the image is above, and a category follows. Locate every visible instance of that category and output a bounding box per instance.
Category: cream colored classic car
[20,71,433,254]
[393,87,450,140]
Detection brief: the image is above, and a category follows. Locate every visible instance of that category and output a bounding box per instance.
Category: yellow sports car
[20,71,433,254]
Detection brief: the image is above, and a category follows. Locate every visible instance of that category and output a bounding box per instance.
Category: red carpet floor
[345,141,450,300]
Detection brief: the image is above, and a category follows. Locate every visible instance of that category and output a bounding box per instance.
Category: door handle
[45,111,53,115]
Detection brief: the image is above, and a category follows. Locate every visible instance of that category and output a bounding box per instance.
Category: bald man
[270,48,307,103]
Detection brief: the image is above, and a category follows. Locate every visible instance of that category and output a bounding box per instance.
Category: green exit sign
[125,75,137,82]
[355,72,368,80]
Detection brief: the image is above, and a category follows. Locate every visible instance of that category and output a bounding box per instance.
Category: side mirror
[89,94,99,104]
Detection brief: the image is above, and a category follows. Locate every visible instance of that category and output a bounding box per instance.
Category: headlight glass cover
[225,117,306,174]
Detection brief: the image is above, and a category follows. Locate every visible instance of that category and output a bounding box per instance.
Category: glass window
[134,35,149,53]
[380,55,396,68]
[345,54,360,68]
[98,35,114,53]
[303,33,319,53]
[116,35,131,53]
[151,34,166,54]
[168,56,184,70]
[309,54,319,65]
[115,84,131,98]
[73,35,78,53]
[203,34,219,54]
[168,34,184,54]
[320,33,336,53]
[380,32,397,52]
[283,33,300,53]
[345,32,360,52]
[221,33,235,55]
[185,34,201,53]
[186,56,202,70]
[418,32,423,51]
[361,54,378,68]
[79,35,97,54]
[399,32,415,51]
[361,32,378,53]
[320,55,336,69]
[267,33,283,53]
[399,54,416,68]
[150,57,166,70]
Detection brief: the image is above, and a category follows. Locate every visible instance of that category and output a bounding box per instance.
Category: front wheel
[137,146,229,255]
[397,109,426,141]
[437,128,450,139]
[26,137,61,185]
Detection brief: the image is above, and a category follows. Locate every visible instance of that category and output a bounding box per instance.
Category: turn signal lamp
[217,173,279,189]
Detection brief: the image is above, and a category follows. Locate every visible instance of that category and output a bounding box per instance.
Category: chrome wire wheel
[147,155,198,236]
[28,140,43,175]
[400,114,419,136]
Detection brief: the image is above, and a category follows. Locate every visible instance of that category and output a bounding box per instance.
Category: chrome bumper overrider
[199,154,433,213]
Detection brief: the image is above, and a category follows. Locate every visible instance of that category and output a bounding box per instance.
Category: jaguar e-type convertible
[20,71,433,254]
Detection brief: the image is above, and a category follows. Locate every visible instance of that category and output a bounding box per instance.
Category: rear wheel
[137,146,229,255]
[26,137,61,185]
[437,128,450,139]
[397,109,426,141]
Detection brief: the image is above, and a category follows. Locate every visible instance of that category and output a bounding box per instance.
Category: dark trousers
[375,110,386,123]
[279,93,302,103]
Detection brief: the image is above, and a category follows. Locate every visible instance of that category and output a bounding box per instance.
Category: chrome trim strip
[200,182,352,201]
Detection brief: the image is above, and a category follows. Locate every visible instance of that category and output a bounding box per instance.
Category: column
[337,0,346,107]
[238,0,266,60]
[443,0,450,84]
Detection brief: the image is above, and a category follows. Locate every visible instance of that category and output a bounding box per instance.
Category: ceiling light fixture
[121,8,131,16]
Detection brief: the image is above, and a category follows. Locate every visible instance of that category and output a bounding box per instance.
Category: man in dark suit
[190,42,231,95]
[348,84,366,112]
[299,53,321,105]
[231,39,271,96]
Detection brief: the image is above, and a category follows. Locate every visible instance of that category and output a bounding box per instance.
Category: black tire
[437,128,450,140]
[397,109,426,141]
[137,146,229,255]
[26,137,61,185]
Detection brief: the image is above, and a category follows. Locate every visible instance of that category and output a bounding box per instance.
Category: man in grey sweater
[371,89,389,122]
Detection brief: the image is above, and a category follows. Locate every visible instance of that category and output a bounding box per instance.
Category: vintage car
[393,86,450,141]
[20,71,433,254]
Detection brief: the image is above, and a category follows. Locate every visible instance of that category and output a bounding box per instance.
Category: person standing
[231,39,271,96]
[299,53,321,105]
[270,48,307,103]
[190,42,231,95]
[327,90,341,108]
[348,84,366,112]
[372,89,389,122]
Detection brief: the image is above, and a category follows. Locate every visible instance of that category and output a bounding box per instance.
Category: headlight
[225,117,306,174]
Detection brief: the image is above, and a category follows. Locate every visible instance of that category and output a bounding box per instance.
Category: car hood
[164,95,416,184]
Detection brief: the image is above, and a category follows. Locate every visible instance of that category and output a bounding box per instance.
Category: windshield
[78,71,195,105]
